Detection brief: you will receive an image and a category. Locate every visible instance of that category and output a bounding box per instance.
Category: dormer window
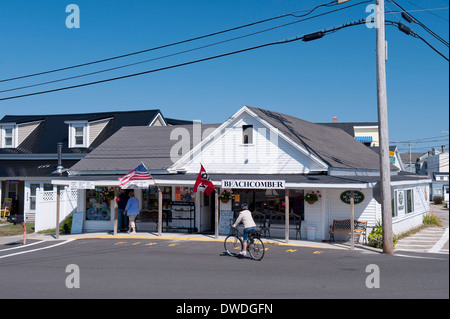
[74,126,85,146]
[1,124,17,148]
[66,121,88,148]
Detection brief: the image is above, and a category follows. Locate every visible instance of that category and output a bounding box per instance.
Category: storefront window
[405,189,414,214]
[140,186,196,231]
[231,189,304,220]
[143,186,173,210]
[86,187,113,221]
[175,187,195,202]
[289,189,305,221]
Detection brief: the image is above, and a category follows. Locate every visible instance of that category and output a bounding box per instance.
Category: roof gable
[171,106,329,174]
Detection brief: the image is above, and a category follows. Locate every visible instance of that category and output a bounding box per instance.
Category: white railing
[35,188,78,232]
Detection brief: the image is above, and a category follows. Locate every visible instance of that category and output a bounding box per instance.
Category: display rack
[165,201,196,233]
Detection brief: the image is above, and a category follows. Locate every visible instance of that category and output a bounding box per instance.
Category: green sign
[340,190,365,205]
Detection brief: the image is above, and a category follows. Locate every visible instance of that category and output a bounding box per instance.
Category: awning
[51,173,431,189]
[355,136,373,143]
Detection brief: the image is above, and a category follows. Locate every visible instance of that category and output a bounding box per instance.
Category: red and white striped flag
[118,163,153,188]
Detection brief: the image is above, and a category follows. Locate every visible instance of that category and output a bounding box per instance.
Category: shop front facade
[51,106,431,242]
[51,173,430,243]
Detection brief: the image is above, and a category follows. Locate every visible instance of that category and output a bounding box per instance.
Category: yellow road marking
[145,243,157,246]
[313,251,324,254]
[286,249,297,253]
[168,243,179,247]
[114,242,127,245]
[132,242,141,246]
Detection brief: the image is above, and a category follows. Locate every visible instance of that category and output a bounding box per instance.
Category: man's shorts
[243,227,256,241]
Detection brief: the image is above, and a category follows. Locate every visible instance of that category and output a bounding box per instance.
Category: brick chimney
[333,116,337,123]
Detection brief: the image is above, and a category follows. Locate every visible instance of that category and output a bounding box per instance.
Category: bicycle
[224,226,265,261]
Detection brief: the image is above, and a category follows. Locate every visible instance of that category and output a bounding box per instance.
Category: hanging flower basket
[219,190,232,203]
[305,191,321,204]
[102,187,115,200]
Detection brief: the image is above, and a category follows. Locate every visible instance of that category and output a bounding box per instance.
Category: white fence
[35,188,78,232]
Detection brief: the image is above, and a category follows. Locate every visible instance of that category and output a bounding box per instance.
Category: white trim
[1,124,18,148]
[354,125,378,129]
[329,167,398,176]
[67,122,89,148]
[67,169,170,176]
[148,113,167,126]
[390,179,431,186]
[50,177,431,190]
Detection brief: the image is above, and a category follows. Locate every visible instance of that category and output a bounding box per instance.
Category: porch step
[25,213,35,223]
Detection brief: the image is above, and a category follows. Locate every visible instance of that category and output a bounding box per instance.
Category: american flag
[118,163,153,187]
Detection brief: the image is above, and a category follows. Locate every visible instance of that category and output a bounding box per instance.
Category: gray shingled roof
[69,124,219,172]
[71,106,383,173]
[248,107,381,170]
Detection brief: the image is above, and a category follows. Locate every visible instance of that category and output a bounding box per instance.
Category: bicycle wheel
[224,235,243,257]
[248,237,265,261]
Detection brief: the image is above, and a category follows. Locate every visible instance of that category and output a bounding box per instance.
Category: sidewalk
[395,204,449,254]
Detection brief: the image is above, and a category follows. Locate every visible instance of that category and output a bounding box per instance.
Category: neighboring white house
[427,146,449,175]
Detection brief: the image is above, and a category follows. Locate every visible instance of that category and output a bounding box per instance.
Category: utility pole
[376,0,394,254]
[404,141,417,173]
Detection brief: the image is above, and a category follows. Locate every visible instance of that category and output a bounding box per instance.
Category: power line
[398,144,449,152]
[392,138,449,144]
[386,7,449,16]
[400,0,449,22]
[0,19,368,102]
[1,18,446,101]
[0,0,372,94]
[393,134,450,142]
[0,0,340,84]
[410,31,450,61]
[388,0,449,47]
[388,21,449,61]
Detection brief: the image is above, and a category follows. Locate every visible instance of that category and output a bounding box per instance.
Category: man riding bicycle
[231,203,256,256]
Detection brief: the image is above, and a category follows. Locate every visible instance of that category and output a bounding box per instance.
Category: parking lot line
[0,239,75,260]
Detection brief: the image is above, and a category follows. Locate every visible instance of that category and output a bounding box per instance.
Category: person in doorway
[117,189,129,232]
[123,191,139,235]
[231,203,256,256]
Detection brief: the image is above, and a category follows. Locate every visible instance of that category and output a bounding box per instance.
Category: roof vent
[56,142,64,174]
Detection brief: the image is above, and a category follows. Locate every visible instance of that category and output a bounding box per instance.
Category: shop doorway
[200,190,215,233]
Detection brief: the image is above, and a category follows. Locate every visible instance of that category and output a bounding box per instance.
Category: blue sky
[0,0,448,153]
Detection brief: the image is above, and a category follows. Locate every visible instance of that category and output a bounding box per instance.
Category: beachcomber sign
[221,180,285,189]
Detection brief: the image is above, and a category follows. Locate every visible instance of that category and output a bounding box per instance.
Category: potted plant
[219,190,232,203]
[305,191,321,204]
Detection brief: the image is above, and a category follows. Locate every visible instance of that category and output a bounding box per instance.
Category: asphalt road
[0,237,448,301]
